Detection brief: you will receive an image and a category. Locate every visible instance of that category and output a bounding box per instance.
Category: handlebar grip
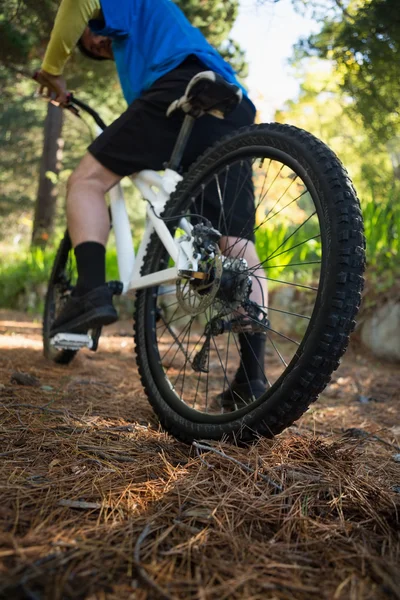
[32,77,104,127]
[32,72,74,107]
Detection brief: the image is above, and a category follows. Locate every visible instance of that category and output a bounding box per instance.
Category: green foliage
[0,247,54,310]
[293,0,400,143]
[276,58,399,281]
[0,0,57,67]
[0,244,121,311]
[176,0,247,75]
[256,219,321,285]
[177,0,238,46]
[362,186,400,270]
[0,69,47,239]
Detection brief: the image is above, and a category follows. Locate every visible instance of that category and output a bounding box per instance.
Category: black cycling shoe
[50,284,118,336]
[217,379,266,411]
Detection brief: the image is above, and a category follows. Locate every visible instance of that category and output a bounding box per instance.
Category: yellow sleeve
[42,0,101,75]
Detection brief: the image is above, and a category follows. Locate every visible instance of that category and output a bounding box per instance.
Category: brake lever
[64,93,80,116]
[32,72,79,116]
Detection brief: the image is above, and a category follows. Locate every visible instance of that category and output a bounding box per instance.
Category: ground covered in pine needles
[0,311,399,600]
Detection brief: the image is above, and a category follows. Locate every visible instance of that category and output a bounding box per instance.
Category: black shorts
[89,56,256,239]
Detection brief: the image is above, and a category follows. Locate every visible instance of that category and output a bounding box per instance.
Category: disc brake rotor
[176,249,223,316]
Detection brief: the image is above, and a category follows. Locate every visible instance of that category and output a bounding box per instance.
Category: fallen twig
[58,499,107,510]
[134,524,175,600]
[77,445,135,463]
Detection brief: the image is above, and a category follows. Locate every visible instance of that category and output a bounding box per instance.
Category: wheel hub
[176,224,252,315]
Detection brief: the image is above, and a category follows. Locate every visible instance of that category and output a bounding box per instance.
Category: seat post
[167,115,196,171]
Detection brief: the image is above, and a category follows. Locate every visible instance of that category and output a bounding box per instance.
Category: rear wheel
[43,232,78,365]
[134,123,365,443]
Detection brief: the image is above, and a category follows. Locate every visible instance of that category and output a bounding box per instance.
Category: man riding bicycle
[36,0,268,405]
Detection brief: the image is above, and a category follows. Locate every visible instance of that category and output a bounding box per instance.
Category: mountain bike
[42,72,366,443]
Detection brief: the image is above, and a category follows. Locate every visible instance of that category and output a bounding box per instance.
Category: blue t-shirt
[90,0,250,106]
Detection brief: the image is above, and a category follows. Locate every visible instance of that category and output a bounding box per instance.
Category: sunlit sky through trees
[232,0,319,120]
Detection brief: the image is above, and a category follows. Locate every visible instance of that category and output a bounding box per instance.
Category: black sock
[74,242,106,295]
[236,332,266,383]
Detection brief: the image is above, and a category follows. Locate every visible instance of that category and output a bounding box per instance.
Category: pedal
[50,333,94,351]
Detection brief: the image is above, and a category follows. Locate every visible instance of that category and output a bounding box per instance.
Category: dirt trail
[0,310,399,600]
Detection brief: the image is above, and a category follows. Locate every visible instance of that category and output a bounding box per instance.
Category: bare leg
[67,153,122,247]
[219,236,268,309]
[50,154,123,334]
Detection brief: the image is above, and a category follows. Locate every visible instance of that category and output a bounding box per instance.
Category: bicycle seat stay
[166,71,243,119]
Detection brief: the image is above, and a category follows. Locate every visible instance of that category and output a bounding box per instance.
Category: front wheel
[43,231,78,364]
[134,123,365,443]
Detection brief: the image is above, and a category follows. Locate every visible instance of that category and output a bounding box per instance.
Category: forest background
[0,0,398,313]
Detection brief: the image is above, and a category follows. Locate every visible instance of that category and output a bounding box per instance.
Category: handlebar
[32,71,107,131]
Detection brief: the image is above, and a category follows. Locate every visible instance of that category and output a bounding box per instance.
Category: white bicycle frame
[104,128,199,295]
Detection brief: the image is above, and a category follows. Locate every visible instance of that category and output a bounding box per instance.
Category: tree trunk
[31,102,64,248]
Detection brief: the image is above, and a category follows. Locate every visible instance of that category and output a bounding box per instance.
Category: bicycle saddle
[167,71,243,119]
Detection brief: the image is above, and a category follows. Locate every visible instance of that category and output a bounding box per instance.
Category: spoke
[156,282,196,339]
[159,318,190,364]
[177,316,194,396]
[231,310,269,335]
[266,306,311,320]
[222,325,233,408]
[217,163,254,244]
[230,331,253,404]
[157,286,177,297]
[210,335,235,411]
[226,159,255,236]
[262,189,308,226]
[250,234,322,270]
[262,261,321,269]
[255,276,319,292]
[258,163,285,211]
[253,273,267,307]
[166,317,196,381]
[264,211,317,264]
[156,303,182,339]
[172,304,216,409]
[222,159,260,248]
[214,173,230,235]
[223,236,250,262]
[172,325,205,394]
[267,326,300,346]
[249,163,286,232]
[198,184,205,217]
[160,316,193,364]
[253,180,305,237]
[193,367,203,409]
[257,157,273,203]
[204,306,212,413]
[156,312,189,333]
[227,162,242,235]
[232,310,271,388]
[233,309,300,347]
[267,334,288,368]
[156,299,180,310]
